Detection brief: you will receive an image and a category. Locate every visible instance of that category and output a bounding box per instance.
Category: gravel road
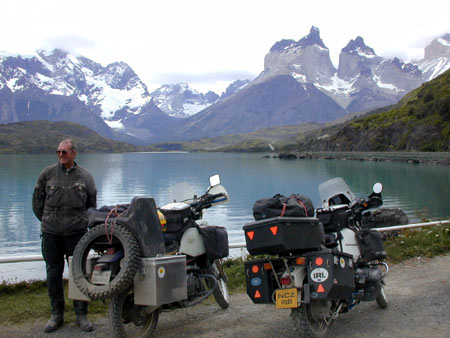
[3,254,449,338]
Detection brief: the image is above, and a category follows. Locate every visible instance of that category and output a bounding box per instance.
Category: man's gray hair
[60,139,78,152]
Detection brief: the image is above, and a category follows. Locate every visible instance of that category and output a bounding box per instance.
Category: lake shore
[275,151,450,165]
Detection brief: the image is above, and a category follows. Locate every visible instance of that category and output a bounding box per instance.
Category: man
[32,139,97,333]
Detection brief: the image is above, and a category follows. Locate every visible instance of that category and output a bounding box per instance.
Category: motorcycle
[243,177,389,337]
[69,174,230,337]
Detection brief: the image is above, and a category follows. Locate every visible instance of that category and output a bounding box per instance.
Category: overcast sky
[1,0,449,94]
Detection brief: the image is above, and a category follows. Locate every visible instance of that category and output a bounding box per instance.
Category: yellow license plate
[275,288,298,309]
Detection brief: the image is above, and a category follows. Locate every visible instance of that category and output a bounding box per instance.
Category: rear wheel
[109,290,160,338]
[210,260,229,309]
[291,300,333,337]
[71,224,140,300]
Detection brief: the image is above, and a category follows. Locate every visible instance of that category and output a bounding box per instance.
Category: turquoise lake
[0,152,449,282]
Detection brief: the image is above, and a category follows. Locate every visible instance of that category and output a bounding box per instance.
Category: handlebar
[184,192,227,217]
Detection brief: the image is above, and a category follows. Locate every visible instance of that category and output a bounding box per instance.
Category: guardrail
[1,220,449,264]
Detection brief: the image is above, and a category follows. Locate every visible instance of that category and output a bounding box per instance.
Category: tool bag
[356,229,387,263]
[252,193,314,221]
[199,225,229,260]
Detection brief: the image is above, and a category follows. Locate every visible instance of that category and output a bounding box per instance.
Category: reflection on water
[0,152,449,282]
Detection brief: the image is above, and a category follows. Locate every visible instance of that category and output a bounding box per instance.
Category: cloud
[42,35,98,56]
[150,70,258,85]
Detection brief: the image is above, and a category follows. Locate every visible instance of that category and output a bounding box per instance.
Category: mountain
[416,33,450,81]
[150,83,219,118]
[258,27,424,113]
[0,29,449,144]
[173,75,347,140]
[280,69,450,152]
[0,86,114,138]
[0,49,151,143]
[0,120,139,153]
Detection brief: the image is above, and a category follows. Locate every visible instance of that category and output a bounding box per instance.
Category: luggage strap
[104,205,126,244]
[280,195,309,217]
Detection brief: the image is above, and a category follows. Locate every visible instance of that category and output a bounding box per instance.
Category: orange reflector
[315,257,323,266]
[252,265,259,274]
[270,226,278,235]
[247,231,255,240]
[295,257,306,265]
[317,284,325,293]
[254,290,261,298]
[263,263,272,270]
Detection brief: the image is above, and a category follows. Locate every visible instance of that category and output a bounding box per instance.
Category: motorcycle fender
[292,266,307,288]
[68,257,91,301]
[179,227,206,257]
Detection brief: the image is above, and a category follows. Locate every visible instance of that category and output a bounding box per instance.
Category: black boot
[44,314,64,332]
[76,314,94,332]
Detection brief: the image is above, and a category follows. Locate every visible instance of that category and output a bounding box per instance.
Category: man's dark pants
[41,232,88,316]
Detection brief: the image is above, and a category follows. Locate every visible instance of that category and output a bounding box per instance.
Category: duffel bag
[252,193,314,220]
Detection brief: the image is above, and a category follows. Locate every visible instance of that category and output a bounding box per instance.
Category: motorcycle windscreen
[319,177,356,208]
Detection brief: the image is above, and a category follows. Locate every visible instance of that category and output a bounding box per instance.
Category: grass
[384,224,450,263]
[1,224,449,326]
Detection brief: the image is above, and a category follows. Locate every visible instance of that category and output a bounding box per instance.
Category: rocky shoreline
[273,151,450,165]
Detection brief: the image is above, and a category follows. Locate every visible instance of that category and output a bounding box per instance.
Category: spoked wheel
[376,281,388,309]
[71,223,140,300]
[109,290,160,338]
[291,300,333,337]
[210,260,229,309]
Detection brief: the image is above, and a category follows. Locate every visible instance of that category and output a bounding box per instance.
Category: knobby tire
[71,223,140,300]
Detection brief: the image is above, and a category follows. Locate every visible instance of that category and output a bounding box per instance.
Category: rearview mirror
[373,182,383,194]
[209,174,221,187]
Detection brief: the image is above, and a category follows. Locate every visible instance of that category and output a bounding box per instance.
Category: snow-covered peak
[342,36,376,58]
[437,33,450,47]
[150,83,218,118]
[269,26,326,53]
[0,49,151,121]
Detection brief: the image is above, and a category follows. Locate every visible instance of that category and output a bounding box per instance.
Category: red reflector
[252,265,259,274]
[270,226,278,235]
[317,284,325,293]
[106,247,115,255]
[247,231,255,240]
[254,290,261,298]
[315,257,323,266]
[280,276,292,285]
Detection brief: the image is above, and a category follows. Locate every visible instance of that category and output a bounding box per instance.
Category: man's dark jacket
[32,162,97,235]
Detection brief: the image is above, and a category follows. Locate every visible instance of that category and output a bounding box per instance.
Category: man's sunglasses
[56,150,70,155]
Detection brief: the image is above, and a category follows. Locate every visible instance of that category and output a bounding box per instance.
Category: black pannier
[243,217,323,255]
[199,226,229,260]
[160,204,194,234]
[252,194,315,221]
[316,206,349,233]
[356,229,387,263]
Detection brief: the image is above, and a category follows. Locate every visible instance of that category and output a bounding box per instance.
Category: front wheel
[376,281,388,309]
[291,300,333,337]
[109,290,160,338]
[210,260,229,309]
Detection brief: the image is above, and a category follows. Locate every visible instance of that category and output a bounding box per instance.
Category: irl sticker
[158,267,166,278]
[310,268,329,282]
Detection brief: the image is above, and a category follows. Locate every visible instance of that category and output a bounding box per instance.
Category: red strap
[280,203,287,217]
[296,198,308,216]
[289,195,309,216]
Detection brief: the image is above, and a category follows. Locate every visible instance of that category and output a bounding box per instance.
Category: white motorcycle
[69,175,230,337]
[243,177,388,337]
